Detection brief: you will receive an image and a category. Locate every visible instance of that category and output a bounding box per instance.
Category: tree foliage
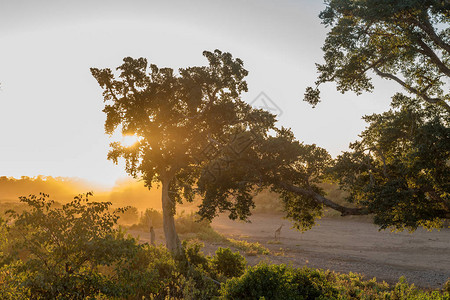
[299,0,450,231]
[199,93,450,231]
[305,0,449,111]
[92,47,449,237]
[196,127,335,231]
[330,94,450,230]
[91,50,276,253]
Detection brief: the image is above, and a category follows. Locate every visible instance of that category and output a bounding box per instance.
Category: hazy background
[0,0,400,190]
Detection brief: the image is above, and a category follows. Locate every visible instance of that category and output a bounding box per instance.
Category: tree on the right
[304,0,449,111]
[329,93,449,230]
[298,0,450,231]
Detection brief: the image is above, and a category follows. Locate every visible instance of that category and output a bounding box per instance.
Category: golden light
[121,135,140,147]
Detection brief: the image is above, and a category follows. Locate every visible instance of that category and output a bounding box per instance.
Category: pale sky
[0,0,399,188]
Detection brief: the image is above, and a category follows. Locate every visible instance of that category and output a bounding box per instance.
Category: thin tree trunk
[161,177,182,255]
[150,226,155,246]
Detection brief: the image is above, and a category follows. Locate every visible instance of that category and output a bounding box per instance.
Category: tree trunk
[150,226,155,246]
[161,177,182,255]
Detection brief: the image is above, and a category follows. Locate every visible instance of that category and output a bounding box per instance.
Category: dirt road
[211,214,450,289]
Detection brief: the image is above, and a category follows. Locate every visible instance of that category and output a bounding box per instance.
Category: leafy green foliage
[197,126,334,230]
[210,247,246,278]
[221,263,450,300]
[221,263,338,300]
[92,47,448,236]
[90,48,275,207]
[306,0,449,111]
[183,240,210,271]
[301,0,450,231]
[0,195,448,299]
[0,194,225,299]
[330,94,449,230]
[0,193,143,298]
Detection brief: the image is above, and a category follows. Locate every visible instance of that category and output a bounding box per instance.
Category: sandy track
[210,214,450,289]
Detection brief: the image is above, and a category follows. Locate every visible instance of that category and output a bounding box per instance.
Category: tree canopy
[92,48,449,243]
[91,50,276,253]
[300,0,450,231]
[305,0,450,111]
[330,94,449,230]
[197,94,450,231]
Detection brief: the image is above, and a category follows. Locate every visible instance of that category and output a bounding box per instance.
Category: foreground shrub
[1,194,448,300]
[1,193,140,299]
[211,247,246,278]
[183,240,210,271]
[221,263,450,300]
[221,263,338,300]
[115,244,173,298]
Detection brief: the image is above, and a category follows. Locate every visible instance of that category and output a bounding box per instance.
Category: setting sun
[121,134,139,147]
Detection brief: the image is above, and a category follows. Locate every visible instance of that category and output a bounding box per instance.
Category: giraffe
[274,224,284,240]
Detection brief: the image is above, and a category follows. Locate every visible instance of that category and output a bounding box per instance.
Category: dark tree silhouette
[91,50,275,254]
[92,49,449,251]
[295,0,450,231]
[305,0,449,111]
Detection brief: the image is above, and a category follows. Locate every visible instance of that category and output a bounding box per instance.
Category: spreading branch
[412,14,450,54]
[278,182,370,216]
[373,67,450,111]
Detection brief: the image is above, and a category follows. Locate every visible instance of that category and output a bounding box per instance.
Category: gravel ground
[129,213,450,289]
[210,214,450,289]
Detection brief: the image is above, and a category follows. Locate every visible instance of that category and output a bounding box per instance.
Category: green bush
[2,193,448,300]
[221,263,338,300]
[1,193,141,299]
[211,247,246,278]
[183,240,209,270]
[221,263,450,300]
[115,244,171,298]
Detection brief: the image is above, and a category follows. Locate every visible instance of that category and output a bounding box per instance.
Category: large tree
[91,50,275,254]
[329,94,449,230]
[197,94,449,231]
[92,48,448,255]
[304,0,449,111]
